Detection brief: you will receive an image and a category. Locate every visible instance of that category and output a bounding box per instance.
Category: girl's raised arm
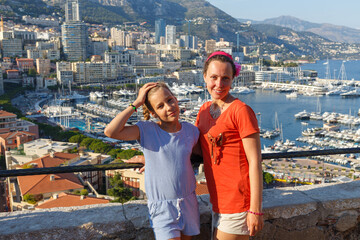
[104,82,157,141]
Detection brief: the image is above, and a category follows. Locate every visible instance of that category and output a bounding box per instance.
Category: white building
[104,51,130,64]
[130,53,159,67]
[165,25,176,45]
[72,62,118,84]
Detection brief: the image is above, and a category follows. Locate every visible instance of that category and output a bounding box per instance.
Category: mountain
[4,0,360,59]
[84,0,259,43]
[249,16,360,44]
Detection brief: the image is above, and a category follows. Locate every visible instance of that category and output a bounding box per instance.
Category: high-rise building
[110,28,126,46]
[61,22,88,61]
[61,0,88,61]
[155,19,166,44]
[165,25,176,45]
[65,0,80,22]
[0,69,4,96]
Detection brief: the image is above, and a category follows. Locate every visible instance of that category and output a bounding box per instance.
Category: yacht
[286,92,298,99]
[294,110,310,120]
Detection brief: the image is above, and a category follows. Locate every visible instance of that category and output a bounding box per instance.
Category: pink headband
[206,51,241,77]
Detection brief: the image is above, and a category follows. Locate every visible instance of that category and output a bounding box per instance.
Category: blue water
[66,60,360,148]
[301,59,360,80]
[237,90,360,147]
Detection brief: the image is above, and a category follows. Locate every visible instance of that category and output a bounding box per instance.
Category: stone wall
[0,182,359,240]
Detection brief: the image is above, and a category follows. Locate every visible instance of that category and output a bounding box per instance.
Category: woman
[195,51,263,239]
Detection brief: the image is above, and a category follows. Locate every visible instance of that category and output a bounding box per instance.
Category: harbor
[18,59,360,184]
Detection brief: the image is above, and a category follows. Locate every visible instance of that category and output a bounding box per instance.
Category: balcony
[0,149,360,239]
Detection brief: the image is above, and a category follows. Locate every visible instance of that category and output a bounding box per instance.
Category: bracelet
[129,104,137,112]
[247,210,264,216]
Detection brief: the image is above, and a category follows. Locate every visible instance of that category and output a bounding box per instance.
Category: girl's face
[204,60,234,101]
[148,87,180,123]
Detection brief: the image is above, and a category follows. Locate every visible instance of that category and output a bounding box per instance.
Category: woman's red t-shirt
[195,99,259,213]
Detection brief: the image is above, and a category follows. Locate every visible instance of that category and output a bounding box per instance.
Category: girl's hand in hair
[133,82,158,107]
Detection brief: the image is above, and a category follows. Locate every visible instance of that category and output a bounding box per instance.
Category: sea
[66,60,360,148]
[241,59,360,147]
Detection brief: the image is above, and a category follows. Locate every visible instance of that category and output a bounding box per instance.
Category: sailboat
[310,98,323,120]
[260,112,281,138]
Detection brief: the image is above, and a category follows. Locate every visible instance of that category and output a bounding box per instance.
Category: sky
[207,0,360,29]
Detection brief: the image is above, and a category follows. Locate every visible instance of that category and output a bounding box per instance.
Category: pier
[261,82,326,93]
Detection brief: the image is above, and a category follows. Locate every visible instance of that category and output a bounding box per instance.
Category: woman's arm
[104,82,157,141]
[242,132,264,236]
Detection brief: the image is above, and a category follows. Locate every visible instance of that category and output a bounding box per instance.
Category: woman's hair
[142,82,175,120]
[203,52,237,78]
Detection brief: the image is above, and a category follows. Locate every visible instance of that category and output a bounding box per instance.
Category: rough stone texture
[335,212,359,232]
[1,182,360,239]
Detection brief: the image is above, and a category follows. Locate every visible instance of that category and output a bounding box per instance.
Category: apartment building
[72,62,117,84]
[16,58,34,72]
[0,110,39,136]
[36,59,51,76]
[0,131,37,155]
[1,38,23,57]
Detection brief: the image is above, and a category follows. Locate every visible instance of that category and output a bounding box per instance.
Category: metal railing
[1,147,360,178]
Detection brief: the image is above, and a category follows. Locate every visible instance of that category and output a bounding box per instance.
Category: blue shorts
[148,192,200,239]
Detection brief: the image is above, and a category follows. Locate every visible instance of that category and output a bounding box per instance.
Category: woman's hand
[133,82,158,107]
[247,213,264,236]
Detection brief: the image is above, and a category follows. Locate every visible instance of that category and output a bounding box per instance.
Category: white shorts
[212,211,250,235]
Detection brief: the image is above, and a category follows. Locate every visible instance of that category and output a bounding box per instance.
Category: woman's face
[204,60,234,101]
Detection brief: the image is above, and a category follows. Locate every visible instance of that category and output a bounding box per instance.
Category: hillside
[0,0,62,18]
[3,0,360,59]
[255,16,360,44]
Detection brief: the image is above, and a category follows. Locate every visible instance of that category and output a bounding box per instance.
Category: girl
[104,82,200,240]
[196,51,264,239]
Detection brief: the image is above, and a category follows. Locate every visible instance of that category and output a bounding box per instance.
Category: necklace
[209,95,229,119]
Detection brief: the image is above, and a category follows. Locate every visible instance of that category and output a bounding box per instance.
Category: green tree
[80,189,89,196]
[107,173,135,204]
[69,134,85,144]
[23,194,37,204]
[107,149,123,159]
[28,68,37,77]
[263,171,275,185]
[22,164,35,169]
[80,137,95,148]
[116,149,143,160]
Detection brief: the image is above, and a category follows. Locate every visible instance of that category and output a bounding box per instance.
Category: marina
[33,60,360,180]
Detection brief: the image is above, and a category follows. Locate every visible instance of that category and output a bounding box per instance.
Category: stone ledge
[0,182,360,240]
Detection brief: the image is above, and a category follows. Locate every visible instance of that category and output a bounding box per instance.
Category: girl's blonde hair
[142,82,175,120]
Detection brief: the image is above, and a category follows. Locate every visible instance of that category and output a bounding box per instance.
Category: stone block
[335,213,359,232]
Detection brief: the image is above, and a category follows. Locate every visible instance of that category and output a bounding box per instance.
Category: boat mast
[325,58,331,80]
[338,61,347,81]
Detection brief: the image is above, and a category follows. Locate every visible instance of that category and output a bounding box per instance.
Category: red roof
[16,58,34,62]
[17,152,83,195]
[36,192,110,209]
[0,110,16,118]
[195,182,209,196]
[0,131,36,140]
